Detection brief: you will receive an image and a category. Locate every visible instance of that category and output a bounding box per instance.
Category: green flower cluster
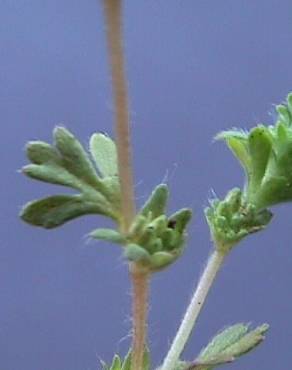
[205,188,272,253]
[91,185,192,272]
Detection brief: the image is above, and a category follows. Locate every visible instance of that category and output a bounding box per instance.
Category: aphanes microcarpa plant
[18,0,292,369]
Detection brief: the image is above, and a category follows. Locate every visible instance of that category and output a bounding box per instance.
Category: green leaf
[90,133,118,177]
[247,126,272,191]
[194,323,269,369]
[103,348,149,370]
[182,356,234,370]
[20,195,113,229]
[21,128,122,229]
[23,163,82,190]
[276,104,291,125]
[150,251,177,270]
[220,323,268,358]
[216,130,250,173]
[90,228,126,244]
[140,184,169,218]
[110,355,122,370]
[121,351,132,370]
[143,347,151,370]
[217,93,292,210]
[26,141,60,164]
[54,127,102,189]
[198,324,249,359]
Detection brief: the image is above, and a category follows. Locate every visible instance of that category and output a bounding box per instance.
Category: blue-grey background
[1,1,292,369]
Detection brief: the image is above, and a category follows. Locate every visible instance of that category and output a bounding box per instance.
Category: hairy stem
[131,268,149,370]
[103,2,148,369]
[103,0,135,232]
[160,250,226,370]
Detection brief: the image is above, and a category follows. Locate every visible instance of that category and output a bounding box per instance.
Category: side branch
[161,250,226,370]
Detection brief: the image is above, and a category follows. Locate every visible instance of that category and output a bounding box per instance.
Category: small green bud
[128,214,148,239]
[160,229,175,249]
[124,244,151,263]
[150,251,178,271]
[89,228,126,244]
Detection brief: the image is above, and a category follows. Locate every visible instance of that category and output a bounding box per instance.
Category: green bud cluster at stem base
[91,184,192,272]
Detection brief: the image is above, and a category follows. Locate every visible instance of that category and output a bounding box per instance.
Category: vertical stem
[102,2,148,370]
[103,0,135,232]
[131,268,149,370]
[161,250,226,370]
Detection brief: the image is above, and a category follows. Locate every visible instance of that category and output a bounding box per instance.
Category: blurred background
[1,0,292,369]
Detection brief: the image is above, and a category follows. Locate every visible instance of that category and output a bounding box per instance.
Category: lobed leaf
[193,323,269,370]
[20,195,114,229]
[26,141,59,164]
[21,128,122,229]
[53,127,102,189]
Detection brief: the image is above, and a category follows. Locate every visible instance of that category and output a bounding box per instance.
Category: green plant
[19,1,292,369]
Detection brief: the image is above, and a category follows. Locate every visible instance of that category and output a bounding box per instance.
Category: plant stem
[160,250,226,370]
[131,268,149,370]
[102,2,148,369]
[103,0,135,232]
